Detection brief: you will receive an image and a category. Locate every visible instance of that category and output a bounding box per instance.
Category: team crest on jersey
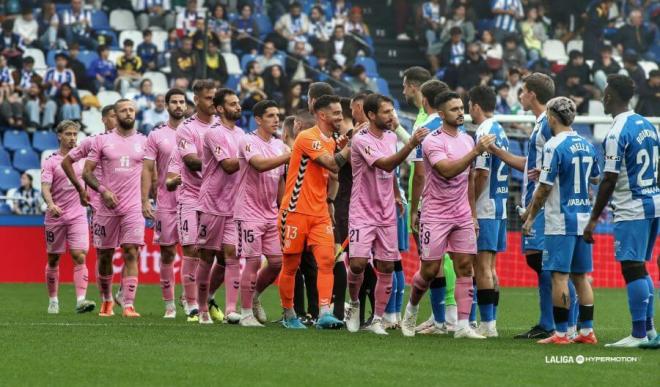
[364,145,372,155]
[178,139,188,149]
[245,143,252,153]
[312,140,322,150]
[214,146,222,156]
[134,143,142,153]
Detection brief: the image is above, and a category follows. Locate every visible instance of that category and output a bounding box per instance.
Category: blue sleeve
[540,118,552,143]
[540,143,559,185]
[590,144,601,178]
[603,128,625,173]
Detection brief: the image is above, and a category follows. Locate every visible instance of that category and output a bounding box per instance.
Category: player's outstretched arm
[61,155,85,194]
[433,134,495,179]
[182,154,202,172]
[373,128,429,172]
[488,143,526,172]
[522,182,551,235]
[249,152,291,172]
[219,158,240,174]
[410,161,425,232]
[313,146,351,173]
[583,172,617,243]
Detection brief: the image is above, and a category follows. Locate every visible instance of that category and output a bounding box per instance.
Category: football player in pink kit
[196,88,245,324]
[234,100,291,327]
[141,88,187,318]
[175,80,218,321]
[83,99,147,318]
[344,94,428,335]
[42,120,95,314]
[401,91,495,338]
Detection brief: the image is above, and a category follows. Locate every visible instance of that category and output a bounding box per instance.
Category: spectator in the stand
[199,38,228,85]
[422,0,444,54]
[439,3,475,45]
[615,8,655,59]
[239,61,267,109]
[137,30,158,72]
[12,56,40,95]
[520,6,548,61]
[479,30,503,73]
[592,45,624,92]
[37,1,59,50]
[86,45,116,92]
[284,80,307,115]
[133,79,155,117]
[328,62,352,97]
[263,64,289,101]
[176,0,202,37]
[491,0,524,43]
[332,0,351,25]
[308,5,334,56]
[314,52,333,78]
[170,36,197,89]
[286,40,312,81]
[232,3,259,54]
[274,1,310,52]
[348,64,377,93]
[0,55,23,128]
[622,51,647,91]
[209,4,232,53]
[636,69,659,117]
[25,82,57,130]
[13,8,38,48]
[329,24,360,68]
[583,0,612,60]
[0,19,26,69]
[135,0,175,31]
[558,50,591,89]
[557,69,590,114]
[505,67,523,111]
[457,43,489,91]
[495,83,512,114]
[141,93,169,134]
[345,6,370,39]
[256,41,284,73]
[60,0,97,51]
[501,35,527,76]
[55,82,81,121]
[66,43,90,92]
[45,53,76,97]
[116,39,143,96]
[162,27,180,67]
[439,26,465,87]
[8,173,42,215]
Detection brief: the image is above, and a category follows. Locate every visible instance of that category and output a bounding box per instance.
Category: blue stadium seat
[355,57,378,77]
[0,202,11,215]
[306,55,318,68]
[13,149,41,172]
[225,75,240,91]
[55,4,72,14]
[46,50,59,67]
[0,148,10,167]
[0,167,20,191]
[374,77,390,96]
[254,13,273,38]
[96,29,119,49]
[3,130,30,152]
[241,54,257,72]
[248,115,258,132]
[573,123,592,139]
[32,131,59,153]
[91,10,110,30]
[78,51,100,68]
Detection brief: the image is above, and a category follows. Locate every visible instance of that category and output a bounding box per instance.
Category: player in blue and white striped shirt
[470,85,509,338]
[523,97,600,345]
[584,75,659,348]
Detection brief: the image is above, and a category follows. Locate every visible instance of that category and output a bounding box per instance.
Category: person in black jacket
[635,70,660,117]
[457,43,489,92]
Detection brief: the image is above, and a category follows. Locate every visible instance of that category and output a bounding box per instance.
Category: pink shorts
[236,220,282,258]
[92,212,145,249]
[177,203,199,246]
[348,224,399,261]
[45,220,89,254]
[154,210,178,246]
[197,213,236,251]
[419,220,477,260]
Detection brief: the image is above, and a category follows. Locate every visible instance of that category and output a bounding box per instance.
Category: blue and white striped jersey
[492,0,524,33]
[475,118,510,219]
[540,131,600,235]
[523,112,552,207]
[603,110,660,222]
[412,113,442,162]
[422,2,442,23]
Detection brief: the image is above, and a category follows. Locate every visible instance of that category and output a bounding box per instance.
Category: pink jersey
[41,151,86,226]
[144,122,178,211]
[68,134,105,210]
[175,114,215,206]
[167,148,182,204]
[89,130,147,216]
[349,128,398,226]
[421,129,474,223]
[234,133,286,222]
[199,123,245,215]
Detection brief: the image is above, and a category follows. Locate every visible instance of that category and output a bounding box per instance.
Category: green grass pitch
[0,284,657,386]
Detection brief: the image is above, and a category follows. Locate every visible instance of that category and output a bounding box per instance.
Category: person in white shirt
[13,8,38,47]
[141,94,169,134]
[274,1,310,52]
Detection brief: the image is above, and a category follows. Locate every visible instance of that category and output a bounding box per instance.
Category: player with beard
[345,94,428,335]
[83,99,147,317]
[196,88,246,324]
[401,91,495,339]
[140,88,187,318]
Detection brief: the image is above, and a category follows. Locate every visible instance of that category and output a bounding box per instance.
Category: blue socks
[539,270,555,331]
[477,289,495,322]
[429,277,446,323]
[627,278,650,338]
[385,268,405,314]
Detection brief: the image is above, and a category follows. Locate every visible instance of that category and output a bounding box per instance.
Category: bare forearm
[590,175,617,221]
[41,184,55,206]
[62,157,84,192]
[141,163,154,204]
[374,143,415,172]
[492,147,526,171]
[183,155,202,171]
[468,170,476,218]
[527,184,551,220]
[410,162,425,215]
[83,170,101,192]
[250,154,290,172]
[435,149,479,179]
[220,158,240,174]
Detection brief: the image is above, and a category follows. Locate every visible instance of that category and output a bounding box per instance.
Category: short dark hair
[124,39,134,47]
[97,44,109,54]
[402,66,432,87]
[433,91,461,110]
[114,98,134,107]
[101,104,115,117]
[340,97,352,119]
[606,74,635,103]
[193,79,217,96]
[351,90,373,103]
[213,88,237,107]
[295,110,316,129]
[253,100,279,117]
[54,52,68,61]
[313,94,341,112]
[363,94,394,119]
[142,29,152,37]
[283,116,296,137]
[308,82,334,100]
[421,80,450,106]
[468,85,496,113]
[165,88,186,104]
[522,72,555,104]
[23,56,34,65]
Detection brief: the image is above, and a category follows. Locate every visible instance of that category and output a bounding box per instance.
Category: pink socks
[374,270,393,318]
[196,260,212,313]
[121,276,138,307]
[224,259,240,314]
[240,257,261,309]
[347,266,364,302]
[410,271,431,306]
[160,262,174,302]
[209,261,225,296]
[455,276,474,322]
[72,263,88,300]
[181,256,199,306]
[46,264,59,298]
